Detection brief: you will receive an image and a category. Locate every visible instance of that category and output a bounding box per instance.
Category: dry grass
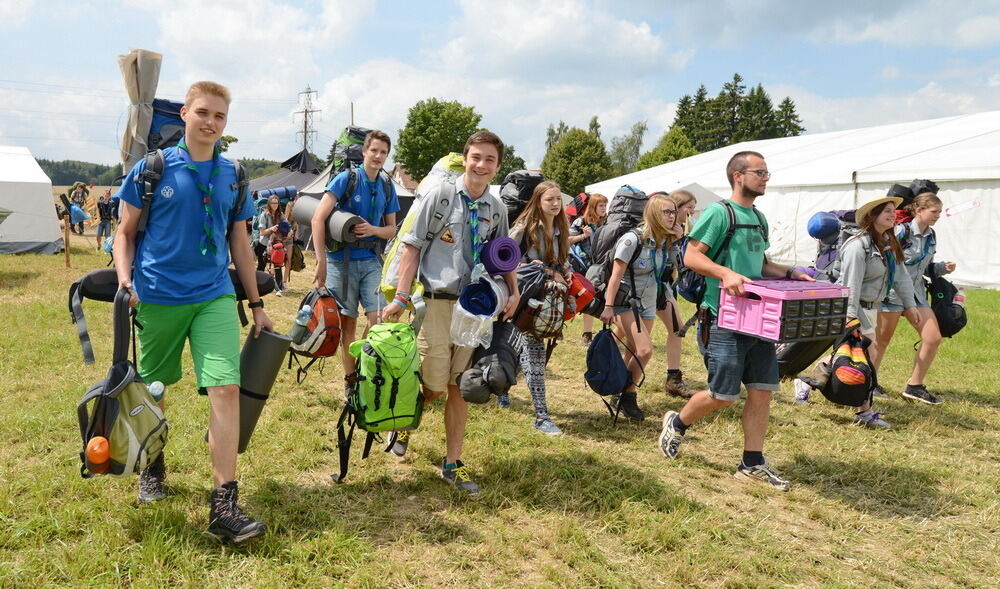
[1,231,998,588]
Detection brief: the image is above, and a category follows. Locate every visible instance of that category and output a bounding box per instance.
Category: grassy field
[1,232,998,588]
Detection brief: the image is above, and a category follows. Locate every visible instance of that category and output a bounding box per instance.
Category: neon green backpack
[331,304,426,482]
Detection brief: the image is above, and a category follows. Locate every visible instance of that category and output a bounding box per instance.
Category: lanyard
[650,240,669,291]
[176,137,222,255]
[905,233,934,266]
[460,191,482,266]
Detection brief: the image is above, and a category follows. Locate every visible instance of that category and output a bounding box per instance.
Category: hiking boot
[533,418,563,435]
[658,411,685,459]
[870,384,889,398]
[854,410,892,429]
[389,430,411,457]
[664,372,694,399]
[496,394,510,409]
[902,384,943,405]
[617,391,645,421]
[581,332,593,345]
[793,378,811,404]
[441,460,480,496]
[208,481,267,544]
[137,453,167,503]
[734,460,791,491]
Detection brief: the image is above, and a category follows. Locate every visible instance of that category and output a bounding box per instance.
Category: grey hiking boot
[441,460,480,496]
[902,384,943,405]
[533,418,563,435]
[658,410,685,459]
[734,460,792,491]
[665,372,694,399]
[855,410,892,429]
[137,453,166,503]
[208,481,266,544]
[390,430,411,457]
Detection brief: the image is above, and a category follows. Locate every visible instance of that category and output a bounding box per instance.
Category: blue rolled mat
[482,237,520,275]
[69,203,90,224]
[459,280,499,316]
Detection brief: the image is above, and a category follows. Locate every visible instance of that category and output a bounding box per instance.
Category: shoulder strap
[228,159,249,228]
[710,200,740,264]
[69,279,96,365]
[135,149,164,233]
[424,181,456,242]
[342,168,358,214]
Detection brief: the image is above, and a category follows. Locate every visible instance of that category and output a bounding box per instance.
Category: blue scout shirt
[325,168,401,261]
[117,146,256,305]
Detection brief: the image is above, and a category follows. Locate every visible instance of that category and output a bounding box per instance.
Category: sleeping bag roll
[237,329,291,453]
[290,196,364,244]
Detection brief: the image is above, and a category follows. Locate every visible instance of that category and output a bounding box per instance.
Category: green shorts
[135,293,240,393]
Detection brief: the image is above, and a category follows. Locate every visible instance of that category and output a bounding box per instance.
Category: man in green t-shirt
[657,151,813,491]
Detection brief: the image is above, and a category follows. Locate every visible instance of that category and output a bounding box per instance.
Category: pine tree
[774,97,805,137]
[735,84,777,142]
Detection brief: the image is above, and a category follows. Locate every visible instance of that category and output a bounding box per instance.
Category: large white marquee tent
[0,145,62,254]
[587,111,1000,289]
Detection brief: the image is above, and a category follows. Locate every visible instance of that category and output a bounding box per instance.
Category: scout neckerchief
[649,238,670,296]
[460,190,483,266]
[176,137,222,255]
[903,224,935,267]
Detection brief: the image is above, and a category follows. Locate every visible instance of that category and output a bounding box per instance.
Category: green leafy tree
[493,144,527,184]
[545,120,569,151]
[608,120,648,177]
[395,98,483,181]
[540,127,612,195]
[219,135,238,152]
[240,158,282,179]
[774,97,805,137]
[36,159,117,185]
[735,84,777,142]
[635,126,698,171]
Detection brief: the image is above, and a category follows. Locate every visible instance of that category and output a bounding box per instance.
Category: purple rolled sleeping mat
[482,237,521,276]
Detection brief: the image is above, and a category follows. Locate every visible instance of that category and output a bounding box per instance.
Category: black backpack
[673,200,768,305]
[500,170,545,224]
[459,322,525,404]
[585,186,648,308]
[926,274,967,337]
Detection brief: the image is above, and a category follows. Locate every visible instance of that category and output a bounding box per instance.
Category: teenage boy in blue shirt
[311,130,400,377]
[114,81,272,543]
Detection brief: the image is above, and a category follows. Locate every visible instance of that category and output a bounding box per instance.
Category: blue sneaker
[496,394,510,409]
[534,418,562,435]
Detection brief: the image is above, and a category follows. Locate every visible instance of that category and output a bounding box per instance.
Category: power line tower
[294,85,321,154]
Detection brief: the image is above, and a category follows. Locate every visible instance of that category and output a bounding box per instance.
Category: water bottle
[289,305,312,345]
[148,381,165,403]
[954,287,966,307]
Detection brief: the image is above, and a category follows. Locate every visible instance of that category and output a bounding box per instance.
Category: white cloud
[0,0,34,29]
[881,65,902,80]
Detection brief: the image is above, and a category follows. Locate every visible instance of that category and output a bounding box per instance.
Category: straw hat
[855,195,903,224]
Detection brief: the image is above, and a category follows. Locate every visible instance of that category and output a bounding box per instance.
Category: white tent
[587,111,1000,289]
[0,146,62,254]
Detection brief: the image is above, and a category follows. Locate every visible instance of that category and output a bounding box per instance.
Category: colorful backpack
[332,305,425,482]
[76,288,168,477]
[287,288,342,382]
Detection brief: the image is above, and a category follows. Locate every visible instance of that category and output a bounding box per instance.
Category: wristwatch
[785,268,795,280]
[248,299,264,309]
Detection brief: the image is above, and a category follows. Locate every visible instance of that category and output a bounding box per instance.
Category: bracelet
[248,299,264,309]
[785,268,795,280]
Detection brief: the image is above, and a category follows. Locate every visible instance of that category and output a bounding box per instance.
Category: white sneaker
[274,289,283,297]
[793,378,811,404]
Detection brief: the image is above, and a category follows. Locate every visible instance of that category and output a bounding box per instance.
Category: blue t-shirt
[324,168,400,261]
[117,147,256,305]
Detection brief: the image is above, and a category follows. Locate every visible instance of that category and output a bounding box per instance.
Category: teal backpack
[331,302,426,482]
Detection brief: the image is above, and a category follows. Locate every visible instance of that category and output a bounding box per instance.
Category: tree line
[38,156,281,187]
[384,73,804,196]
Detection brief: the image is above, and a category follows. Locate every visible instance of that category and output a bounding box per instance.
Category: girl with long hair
[505,181,571,434]
[569,193,608,344]
[871,192,956,404]
[256,195,287,295]
[808,194,918,428]
[600,194,683,421]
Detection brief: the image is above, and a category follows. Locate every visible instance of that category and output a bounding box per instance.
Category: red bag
[270,242,286,265]
[564,272,596,320]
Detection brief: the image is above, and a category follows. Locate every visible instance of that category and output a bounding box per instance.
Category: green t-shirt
[688,200,770,313]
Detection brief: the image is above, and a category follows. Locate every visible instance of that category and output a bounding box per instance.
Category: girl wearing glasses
[600,194,683,421]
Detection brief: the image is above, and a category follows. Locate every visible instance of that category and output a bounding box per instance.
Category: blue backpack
[149,99,185,151]
[584,327,643,422]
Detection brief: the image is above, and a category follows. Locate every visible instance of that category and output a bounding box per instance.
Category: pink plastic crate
[717,279,851,342]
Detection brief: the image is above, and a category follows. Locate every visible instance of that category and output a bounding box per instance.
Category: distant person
[872,192,955,404]
[382,130,520,496]
[70,183,88,234]
[96,189,114,249]
[114,80,271,543]
[256,194,288,295]
[569,192,607,345]
[655,189,697,399]
[658,151,812,491]
[312,130,400,381]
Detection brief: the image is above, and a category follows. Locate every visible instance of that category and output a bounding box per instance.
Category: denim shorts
[881,300,928,313]
[326,257,383,318]
[96,220,112,238]
[697,316,779,402]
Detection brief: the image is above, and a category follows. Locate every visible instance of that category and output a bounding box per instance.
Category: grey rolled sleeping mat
[237,329,291,453]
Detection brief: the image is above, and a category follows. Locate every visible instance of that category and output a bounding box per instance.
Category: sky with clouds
[3,0,1000,171]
